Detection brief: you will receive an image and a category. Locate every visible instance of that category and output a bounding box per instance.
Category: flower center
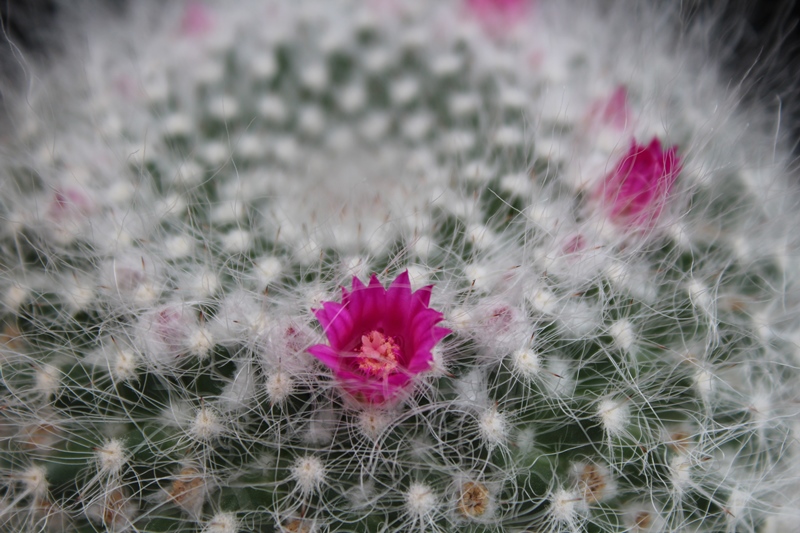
[356,330,400,377]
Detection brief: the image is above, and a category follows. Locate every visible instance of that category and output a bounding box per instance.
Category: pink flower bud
[47,188,94,222]
[596,137,681,227]
[465,0,532,34]
[180,1,214,36]
[586,86,631,131]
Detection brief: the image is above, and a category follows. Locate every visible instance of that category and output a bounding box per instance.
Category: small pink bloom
[597,137,681,227]
[587,86,631,130]
[180,1,214,36]
[561,234,587,256]
[47,188,94,222]
[153,306,188,356]
[283,324,312,355]
[466,0,532,33]
[138,305,193,362]
[113,74,137,99]
[483,303,518,333]
[308,271,450,405]
[467,0,529,17]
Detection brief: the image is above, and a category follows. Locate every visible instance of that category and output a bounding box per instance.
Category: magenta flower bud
[47,188,94,222]
[180,1,214,36]
[596,137,681,227]
[586,85,631,131]
[465,0,532,33]
[466,0,529,15]
[308,271,451,405]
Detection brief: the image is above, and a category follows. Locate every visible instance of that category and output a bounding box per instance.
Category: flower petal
[348,275,384,329]
[406,350,435,373]
[308,344,343,372]
[384,271,413,330]
[314,303,355,349]
[313,301,343,328]
[412,284,433,308]
[389,270,411,292]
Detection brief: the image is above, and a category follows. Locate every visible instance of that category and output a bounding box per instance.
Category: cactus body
[1,1,799,532]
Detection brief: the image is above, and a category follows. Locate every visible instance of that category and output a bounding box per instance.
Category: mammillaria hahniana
[0,1,798,532]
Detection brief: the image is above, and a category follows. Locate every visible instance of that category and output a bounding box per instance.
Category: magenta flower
[47,188,94,222]
[587,85,631,130]
[597,137,681,227]
[308,271,450,405]
[466,0,529,16]
[465,0,532,33]
[180,1,214,37]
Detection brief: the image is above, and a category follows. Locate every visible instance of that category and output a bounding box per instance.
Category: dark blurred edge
[0,0,59,135]
[1,1,799,156]
[0,0,127,136]
[674,0,800,163]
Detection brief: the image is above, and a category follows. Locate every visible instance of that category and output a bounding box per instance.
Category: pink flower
[466,0,529,17]
[180,1,214,36]
[466,0,532,34]
[597,137,681,227]
[561,234,587,256]
[587,86,631,131]
[47,188,94,222]
[308,271,450,405]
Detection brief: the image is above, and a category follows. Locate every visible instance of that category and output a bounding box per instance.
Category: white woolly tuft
[291,456,326,496]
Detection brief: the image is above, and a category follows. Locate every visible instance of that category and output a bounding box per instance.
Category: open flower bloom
[308,271,450,405]
[597,137,681,227]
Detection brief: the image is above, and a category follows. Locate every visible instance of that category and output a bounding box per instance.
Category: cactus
[1,1,799,531]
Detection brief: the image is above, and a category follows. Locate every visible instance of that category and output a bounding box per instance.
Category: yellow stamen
[356,330,400,377]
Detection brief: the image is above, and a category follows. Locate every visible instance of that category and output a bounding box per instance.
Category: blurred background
[1,0,798,154]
